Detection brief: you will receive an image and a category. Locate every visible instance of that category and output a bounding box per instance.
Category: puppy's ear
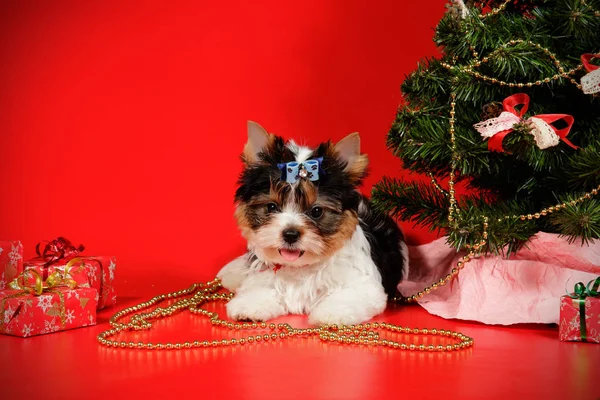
[334,132,368,180]
[243,121,273,164]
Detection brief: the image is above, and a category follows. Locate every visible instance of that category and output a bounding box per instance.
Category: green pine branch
[549,196,600,245]
[371,177,450,232]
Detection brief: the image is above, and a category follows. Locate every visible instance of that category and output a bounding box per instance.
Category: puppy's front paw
[308,303,366,326]
[226,291,286,322]
[308,288,386,326]
[217,255,250,292]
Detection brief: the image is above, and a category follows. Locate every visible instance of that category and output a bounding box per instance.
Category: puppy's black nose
[282,229,301,244]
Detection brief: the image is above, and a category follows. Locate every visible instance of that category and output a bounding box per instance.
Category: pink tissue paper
[400,232,600,325]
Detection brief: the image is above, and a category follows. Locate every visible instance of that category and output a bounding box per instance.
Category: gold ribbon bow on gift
[8,258,84,296]
[1,258,88,332]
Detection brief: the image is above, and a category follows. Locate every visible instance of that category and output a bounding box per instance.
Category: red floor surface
[1,278,599,400]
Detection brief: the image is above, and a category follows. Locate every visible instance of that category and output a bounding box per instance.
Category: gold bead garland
[447,92,459,224]
[97,279,474,352]
[581,0,600,17]
[480,0,511,20]
[441,40,586,90]
[483,0,600,20]
[427,171,449,197]
[496,184,600,223]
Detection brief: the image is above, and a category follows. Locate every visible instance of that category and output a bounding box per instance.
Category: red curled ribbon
[582,54,599,72]
[474,93,578,153]
[35,237,85,267]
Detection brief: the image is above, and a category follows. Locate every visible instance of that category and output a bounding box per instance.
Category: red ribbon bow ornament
[473,93,577,153]
[581,54,600,95]
[35,237,85,267]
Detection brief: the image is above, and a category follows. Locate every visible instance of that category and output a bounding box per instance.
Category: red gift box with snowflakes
[0,241,23,290]
[84,256,117,309]
[24,256,116,309]
[559,279,600,343]
[0,286,97,337]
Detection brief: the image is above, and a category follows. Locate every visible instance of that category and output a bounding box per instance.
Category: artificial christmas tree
[373,0,600,289]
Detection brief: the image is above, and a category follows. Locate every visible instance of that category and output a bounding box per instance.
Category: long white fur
[286,140,313,163]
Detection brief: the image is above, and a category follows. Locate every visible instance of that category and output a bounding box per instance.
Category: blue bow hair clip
[277,157,323,184]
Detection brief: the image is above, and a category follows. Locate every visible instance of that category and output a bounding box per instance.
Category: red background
[1,3,598,400]
[0,0,442,286]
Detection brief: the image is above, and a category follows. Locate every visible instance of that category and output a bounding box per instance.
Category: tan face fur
[235,121,368,267]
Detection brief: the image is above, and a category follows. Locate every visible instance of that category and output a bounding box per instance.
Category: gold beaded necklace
[97,279,474,352]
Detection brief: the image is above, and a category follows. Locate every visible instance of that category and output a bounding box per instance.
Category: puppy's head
[234,121,368,267]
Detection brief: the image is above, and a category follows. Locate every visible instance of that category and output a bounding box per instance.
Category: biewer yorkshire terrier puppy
[217,121,408,325]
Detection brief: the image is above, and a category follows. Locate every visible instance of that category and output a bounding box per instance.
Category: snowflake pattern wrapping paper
[559,295,600,343]
[24,256,116,309]
[0,286,97,338]
[0,241,24,290]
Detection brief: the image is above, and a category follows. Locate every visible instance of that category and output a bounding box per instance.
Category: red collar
[260,263,283,273]
[261,263,309,273]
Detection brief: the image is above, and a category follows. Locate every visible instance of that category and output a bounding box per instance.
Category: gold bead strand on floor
[319,323,473,351]
[97,278,474,352]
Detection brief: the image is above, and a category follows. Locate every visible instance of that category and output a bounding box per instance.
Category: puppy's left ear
[334,132,368,181]
[243,121,274,164]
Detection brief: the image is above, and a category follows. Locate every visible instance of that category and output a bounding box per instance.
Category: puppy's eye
[309,206,324,219]
[266,203,279,214]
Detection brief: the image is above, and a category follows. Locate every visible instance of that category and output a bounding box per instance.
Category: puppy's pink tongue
[280,249,301,262]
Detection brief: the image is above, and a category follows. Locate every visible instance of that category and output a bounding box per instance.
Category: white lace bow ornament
[473,93,577,152]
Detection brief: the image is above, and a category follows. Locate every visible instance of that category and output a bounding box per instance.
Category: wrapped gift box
[559,282,600,343]
[0,241,23,289]
[24,256,116,309]
[0,286,98,337]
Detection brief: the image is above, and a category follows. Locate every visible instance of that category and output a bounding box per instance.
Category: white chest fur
[219,226,388,325]
[270,225,381,314]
